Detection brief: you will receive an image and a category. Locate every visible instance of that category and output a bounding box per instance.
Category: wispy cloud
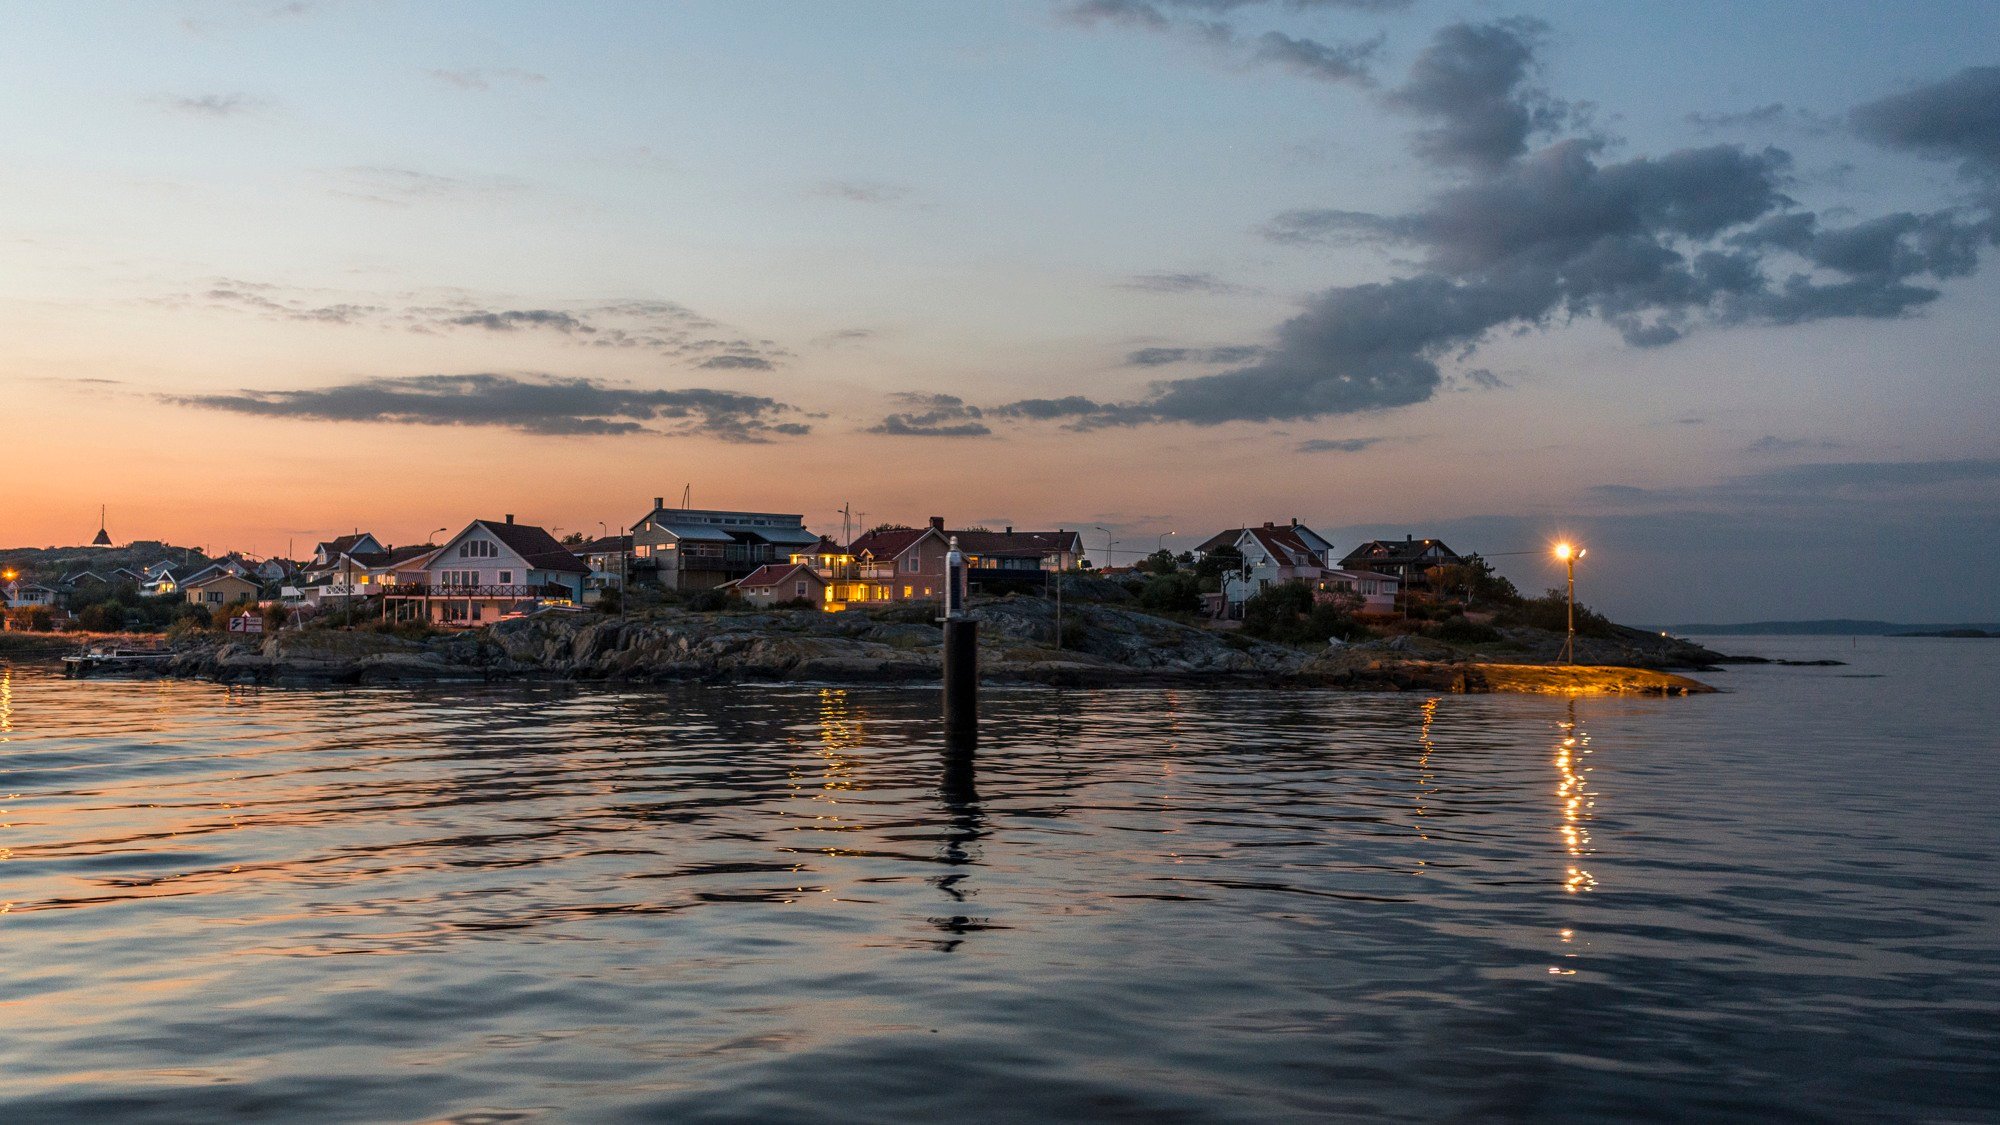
[426,68,547,91]
[1118,271,1251,295]
[155,93,263,117]
[1297,436,1383,453]
[174,282,791,369]
[811,179,912,205]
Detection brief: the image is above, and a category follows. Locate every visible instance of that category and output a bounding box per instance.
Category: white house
[1204,522,1341,609]
[392,516,588,626]
[4,582,59,609]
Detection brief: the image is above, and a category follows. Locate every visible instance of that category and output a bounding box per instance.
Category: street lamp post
[1555,543,1586,663]
[1094,526,1114,570]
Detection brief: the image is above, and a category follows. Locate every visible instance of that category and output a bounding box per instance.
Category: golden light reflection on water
[1,664,13,739]
[1556,698,1596,894]
[1412,697,1438,873]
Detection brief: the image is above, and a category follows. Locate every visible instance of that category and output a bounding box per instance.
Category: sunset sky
[2,0,1995,623]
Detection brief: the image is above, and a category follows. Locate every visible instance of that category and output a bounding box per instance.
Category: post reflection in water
[932,735,988,951]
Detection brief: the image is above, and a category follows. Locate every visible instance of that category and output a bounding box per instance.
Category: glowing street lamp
[1555,542,1587,663]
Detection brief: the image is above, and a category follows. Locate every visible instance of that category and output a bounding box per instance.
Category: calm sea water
[0,637,1995,1123]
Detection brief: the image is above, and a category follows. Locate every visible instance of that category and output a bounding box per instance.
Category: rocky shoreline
[37,598,1723,696]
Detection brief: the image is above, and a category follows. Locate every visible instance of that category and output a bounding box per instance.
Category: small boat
[61,645,174,678]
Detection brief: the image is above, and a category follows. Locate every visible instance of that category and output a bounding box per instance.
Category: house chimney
[1291,517,1299,527]
[1406,533,1413,542]
[1263,521,1274,529]
[929,516,945,531]
[1005,526,1012,534]
[506,514,515,524]
[654,496,664,510]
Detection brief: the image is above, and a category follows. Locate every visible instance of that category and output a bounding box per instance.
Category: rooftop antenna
[837,501,854,546]
[681,484,692,509]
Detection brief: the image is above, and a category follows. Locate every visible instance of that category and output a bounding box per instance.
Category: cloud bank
[1022,21,2000,430]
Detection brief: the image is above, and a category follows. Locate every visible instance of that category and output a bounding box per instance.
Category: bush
[1427,615,1502,644]
[683,587,731,612]
[593,588,622,615]
[1137,571,1202,614]
[1493,589,1616,638]
[1242,581,1370,645]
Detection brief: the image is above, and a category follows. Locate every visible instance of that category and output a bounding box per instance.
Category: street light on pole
[1555,542,1586,663]
[1094,526,1114,569]
[1157,530,1174,553]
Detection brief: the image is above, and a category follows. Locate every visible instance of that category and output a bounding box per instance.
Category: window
[903,585,912,598]
[795,581,807,597]
[634,544,651,558]
[904,555,920,572]
[499,571,512,584]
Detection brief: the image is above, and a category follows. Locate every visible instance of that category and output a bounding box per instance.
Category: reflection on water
[1557,698,1597,895]
[0,642,1996,1123]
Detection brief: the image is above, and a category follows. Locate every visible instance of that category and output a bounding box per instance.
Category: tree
[560,531,586,545]
[1193,545,1244,593]
[1136,549,1178,576]
[1138,570,1202,613]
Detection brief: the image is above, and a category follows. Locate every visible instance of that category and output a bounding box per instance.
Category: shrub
[1493,589,1616,638]
[1428,615,1502,644]
[1137,571,1202,614]
[1242,581,1370,644]
[683,587,731,612]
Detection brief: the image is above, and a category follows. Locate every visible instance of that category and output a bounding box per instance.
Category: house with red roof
[843,518,952,605]
[729,562,829,608]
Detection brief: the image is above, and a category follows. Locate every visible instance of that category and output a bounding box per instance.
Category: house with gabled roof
[844,518,951,605]
[729,562,829,608]
[1195,520,1343,614]
[1340,536,1465,590]
[311,533,382,570]
[185,571,261,608]
[4,581,59,609]
[391,516,587,626]
[947,526,1084,575]
[629,498,822,591]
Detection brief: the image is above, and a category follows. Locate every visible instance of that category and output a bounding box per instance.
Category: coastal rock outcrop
[111,595,1722,695]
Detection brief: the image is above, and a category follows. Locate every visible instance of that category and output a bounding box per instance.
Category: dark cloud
[867,393,992,437]
[991,396,1148,430]
[1385,17,1570,170]
[1737,458,2000,491]
[158,93,262,117]
[1851,66,2000,179]
[1037,27,1998,428]
[1126,345,1263,365]
[1297,436,1382,453]
[1119,271,1249,294]
[446,309,592,333]
[696,355,776,371]
[1064,0,1408,24]
[1251,30,1383,84]
[1059,0,1396,85]
[170,374,808,442]
[1687,103,1837,137]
